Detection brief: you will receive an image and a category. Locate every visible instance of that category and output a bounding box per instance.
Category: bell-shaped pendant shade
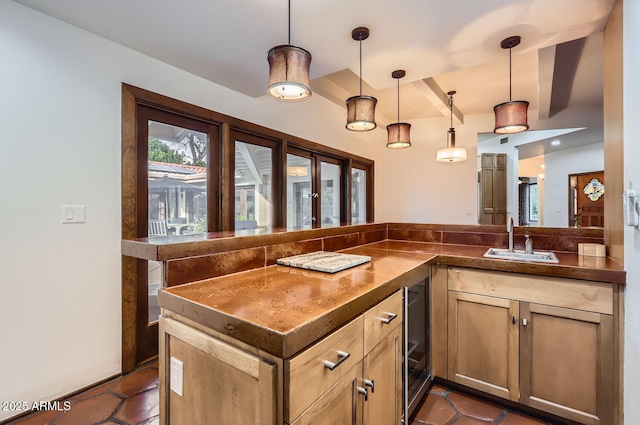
[267,45,312,101]
[494,100,529,134]
[346,95,377,131]
[386,69,411,148]
[493,36,528,134]
[346,27,377,131]
[386,123,411,148]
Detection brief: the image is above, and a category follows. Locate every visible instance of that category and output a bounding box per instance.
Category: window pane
[321,161,341,227]
[148,260,162,324]
[286,154,312,229]
[148,121,208,236]
[235,141,272,230]
[351,168,367,224]
[529,183,539,222]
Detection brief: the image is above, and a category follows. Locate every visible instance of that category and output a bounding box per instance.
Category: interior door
[571,171,605,227]
[134,105,218,365]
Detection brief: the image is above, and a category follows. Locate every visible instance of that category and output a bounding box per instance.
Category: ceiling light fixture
[287,166,308,176]
[386,70,411,149]
[436,91,467,163]
[494,36,529,134]
[267,0,311,101]
[346,27,377,131]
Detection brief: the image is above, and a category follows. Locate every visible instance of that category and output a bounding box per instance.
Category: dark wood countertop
[159,240,626,359]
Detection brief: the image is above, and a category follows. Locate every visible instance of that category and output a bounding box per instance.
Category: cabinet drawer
[286,316,364,423]
[364,290,403,353]
[448,267,613,314]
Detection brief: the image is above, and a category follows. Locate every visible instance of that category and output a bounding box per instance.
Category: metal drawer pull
[522,318,528,327]
[512,316,517,324]
[357,386,368,401]
[324,350,350,370]
[364,379,375,393]
[379,312,398,324]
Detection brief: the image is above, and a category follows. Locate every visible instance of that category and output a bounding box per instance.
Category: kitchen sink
[484,248,559,263]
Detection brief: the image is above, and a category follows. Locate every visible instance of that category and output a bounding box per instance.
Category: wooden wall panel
[603,0,624,264]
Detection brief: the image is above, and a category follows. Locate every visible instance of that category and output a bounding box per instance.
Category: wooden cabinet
[448,291,519,401]
[519,303,613,425]
[447,268,614,425]
[160,289,404,425]
[291,290,404,425]
[291,364,362,425]
[159,317,277,425]
[362,325,402,425]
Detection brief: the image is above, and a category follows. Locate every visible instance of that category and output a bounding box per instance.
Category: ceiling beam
[412,78,463,124]
[537,44,556,120]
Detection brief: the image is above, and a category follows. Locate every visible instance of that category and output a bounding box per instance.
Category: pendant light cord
[509,47,512,102]
[448,93,455,148]
[397,77,400,123]
[288,0,291,44]
[359,37,363,96]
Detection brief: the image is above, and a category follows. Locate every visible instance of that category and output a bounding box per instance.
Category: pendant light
[267,0,312,101]
[436,91,467,163]
[493,35,529,134]
[386,70,411,149]
[346,27,377,131]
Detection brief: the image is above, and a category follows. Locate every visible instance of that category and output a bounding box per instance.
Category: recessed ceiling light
[551,140,561,146]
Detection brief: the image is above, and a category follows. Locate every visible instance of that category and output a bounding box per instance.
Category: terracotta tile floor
[6,361,159,425]
[7,366,555,425]
[412,383,555,425]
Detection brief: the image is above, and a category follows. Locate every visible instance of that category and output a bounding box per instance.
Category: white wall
[0,2,372,420]
[624,0,640,422]
[543,142,604,227]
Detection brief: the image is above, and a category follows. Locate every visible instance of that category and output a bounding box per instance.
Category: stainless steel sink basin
[484,248,559,263]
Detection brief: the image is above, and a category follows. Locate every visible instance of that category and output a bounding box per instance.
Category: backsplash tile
[265,239,323,266]
[167,247,266,287]
[323,233,360,252]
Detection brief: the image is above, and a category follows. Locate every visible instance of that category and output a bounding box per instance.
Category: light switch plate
[62,205,86,223]
[170,357,183,396]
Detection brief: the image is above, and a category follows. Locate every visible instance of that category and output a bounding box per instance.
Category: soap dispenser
[524,235,533,254]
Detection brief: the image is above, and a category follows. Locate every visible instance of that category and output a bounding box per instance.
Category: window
[122,84,373,369]
[528,183,539,222]
[231,131,281,230]
[286,152,312,229]
[351,167,367,224]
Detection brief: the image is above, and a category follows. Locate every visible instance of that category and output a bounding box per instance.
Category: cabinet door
[520,303,614,425]
[363,325,402,425]
[159,317,276,425]
[448,291,519,401]
[291,363,362,425]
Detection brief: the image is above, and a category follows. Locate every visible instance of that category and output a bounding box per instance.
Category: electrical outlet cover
[170,357,183,396]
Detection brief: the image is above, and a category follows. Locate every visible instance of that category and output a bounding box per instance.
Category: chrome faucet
[507,216,514,252]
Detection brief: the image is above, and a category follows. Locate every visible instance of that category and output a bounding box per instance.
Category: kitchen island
[153,236,625,425]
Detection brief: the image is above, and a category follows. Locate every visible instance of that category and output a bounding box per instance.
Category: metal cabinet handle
[379,312,398,324]
[522,318,528,327]
[357,386,368,401]
[323,350,350,370]
[364,379,375,393]
[512,316,517,324]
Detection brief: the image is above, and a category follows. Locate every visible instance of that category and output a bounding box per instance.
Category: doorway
[569,171,605,227]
